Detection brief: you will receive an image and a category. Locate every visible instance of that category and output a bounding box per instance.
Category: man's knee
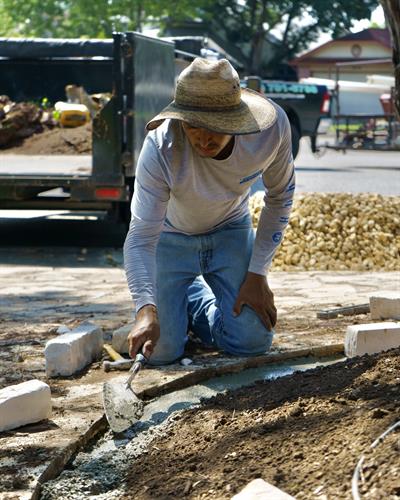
[218,306,274,356]
[148,339,184,366]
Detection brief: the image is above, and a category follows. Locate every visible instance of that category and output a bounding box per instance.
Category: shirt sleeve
[123,135,170,311]
[248,108,295,275]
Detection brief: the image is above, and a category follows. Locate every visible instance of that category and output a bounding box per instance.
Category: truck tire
[290,123,300,159]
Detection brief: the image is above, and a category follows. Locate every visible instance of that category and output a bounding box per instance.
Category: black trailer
[0,32,187,223]
[0,34,330,223]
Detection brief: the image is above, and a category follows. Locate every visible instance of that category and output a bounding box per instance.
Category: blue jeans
[151,214,274,365]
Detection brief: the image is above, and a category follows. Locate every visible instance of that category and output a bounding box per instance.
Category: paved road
[0,141,398,249]
[251,137,400,195]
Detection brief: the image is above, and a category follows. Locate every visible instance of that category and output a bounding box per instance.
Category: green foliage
[0,0,202,38]
[0,0,381,77]
[192,0,380,75]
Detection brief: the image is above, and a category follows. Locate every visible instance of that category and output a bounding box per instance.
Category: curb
[32,343,344,498]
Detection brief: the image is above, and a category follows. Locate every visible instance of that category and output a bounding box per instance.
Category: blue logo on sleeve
[239,169,263,184]
[272,231,282,243]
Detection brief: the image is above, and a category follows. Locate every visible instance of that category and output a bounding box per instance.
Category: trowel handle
[134,351,148,367]
[125,350,148,387]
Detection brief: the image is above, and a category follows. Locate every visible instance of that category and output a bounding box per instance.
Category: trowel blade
[103,381,145,433]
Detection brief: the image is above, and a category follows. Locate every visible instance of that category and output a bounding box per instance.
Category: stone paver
[0,380,51,432]
[345,322,400,357]
[370,291,400,320]
[45,322,104,377]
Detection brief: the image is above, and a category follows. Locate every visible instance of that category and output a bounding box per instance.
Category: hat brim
[146,88,277,135]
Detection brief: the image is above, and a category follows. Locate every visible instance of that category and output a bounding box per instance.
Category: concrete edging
[33,343,344,498]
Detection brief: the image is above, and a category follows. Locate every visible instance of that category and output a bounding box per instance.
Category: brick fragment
[0,380,51,432]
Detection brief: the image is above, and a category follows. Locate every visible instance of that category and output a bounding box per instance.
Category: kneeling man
[124,57,295,364]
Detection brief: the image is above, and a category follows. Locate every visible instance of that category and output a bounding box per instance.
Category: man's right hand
[128,305,160,360]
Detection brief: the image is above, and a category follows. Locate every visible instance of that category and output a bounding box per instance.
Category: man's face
[181,122,233,158]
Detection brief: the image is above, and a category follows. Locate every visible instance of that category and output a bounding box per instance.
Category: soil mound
[122,348,400,499]
[1,122,92,155]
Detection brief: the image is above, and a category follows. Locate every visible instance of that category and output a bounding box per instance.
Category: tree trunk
[380,0,400,117]
[249,0,267,74]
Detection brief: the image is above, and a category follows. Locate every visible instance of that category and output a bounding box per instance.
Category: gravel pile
[249,192,400,271]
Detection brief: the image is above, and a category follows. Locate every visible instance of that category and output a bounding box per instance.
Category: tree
[0,0,383,80]
[191,0,380,76]
[0,0,200,38]
[380,0,400,116]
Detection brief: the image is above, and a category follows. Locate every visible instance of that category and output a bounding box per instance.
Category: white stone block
[232,478,295,500]
[112,323,133,354]
[0,380,51,432]
[370,291,400,320]
[345,322,400,357]
[45,322,103,377]
[56,324,71,335]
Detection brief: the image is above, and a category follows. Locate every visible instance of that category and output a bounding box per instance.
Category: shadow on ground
[0,212,127,267]
[0,212,127,248]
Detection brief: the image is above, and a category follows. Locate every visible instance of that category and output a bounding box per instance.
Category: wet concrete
[39,355,344,500]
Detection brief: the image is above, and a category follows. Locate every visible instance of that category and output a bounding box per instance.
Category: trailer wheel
[290,123,300,159]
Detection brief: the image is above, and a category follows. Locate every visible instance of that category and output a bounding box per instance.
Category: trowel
[103,351,148,433]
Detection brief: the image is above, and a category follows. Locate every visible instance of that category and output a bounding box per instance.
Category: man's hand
[233,272,277,330]
[128,305,160,359]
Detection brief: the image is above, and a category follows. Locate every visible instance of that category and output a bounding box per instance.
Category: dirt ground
[0,303,377,391]
[1,256,399,499]
[121,348,400,500]
[1,122,92,154]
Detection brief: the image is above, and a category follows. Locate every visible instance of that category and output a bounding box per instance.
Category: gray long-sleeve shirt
[124,102,295,311]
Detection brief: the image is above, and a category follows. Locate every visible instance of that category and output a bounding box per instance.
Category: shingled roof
[337,28,391,48]
[290,28,392,64]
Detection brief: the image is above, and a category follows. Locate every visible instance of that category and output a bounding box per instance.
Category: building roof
[290,28,392,65]
[293,57,392,66]
[337,28,391,48]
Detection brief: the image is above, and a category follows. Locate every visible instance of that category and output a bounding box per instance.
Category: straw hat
[146,58,277,135]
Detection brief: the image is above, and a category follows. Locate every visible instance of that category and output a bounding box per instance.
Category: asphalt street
[251,137,400,195]
[0,142,398,250]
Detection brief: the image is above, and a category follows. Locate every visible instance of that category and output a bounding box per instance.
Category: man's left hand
[233,272,277,330]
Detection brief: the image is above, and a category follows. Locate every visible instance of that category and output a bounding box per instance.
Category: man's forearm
[248,192,294,275]
[123,221,160,311]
